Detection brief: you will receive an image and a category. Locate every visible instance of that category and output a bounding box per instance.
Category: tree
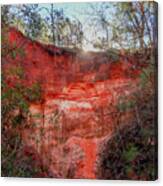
[19,4,44,40]
[85,2,114,50]
[112,2,157,50]
[1,5,11,25]
[86,2,157,52]
[64,18,84,49]
[39,4,66,45]
[40,4,84,48]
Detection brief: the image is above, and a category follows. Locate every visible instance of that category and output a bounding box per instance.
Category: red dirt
[3,27,142,178]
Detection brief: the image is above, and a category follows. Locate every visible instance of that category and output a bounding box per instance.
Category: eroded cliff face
[3,27,142,178]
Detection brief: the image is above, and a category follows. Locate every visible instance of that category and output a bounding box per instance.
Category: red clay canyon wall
[3,27,142,178]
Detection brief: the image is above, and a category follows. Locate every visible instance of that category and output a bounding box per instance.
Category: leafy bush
[97,93,157,180]
[1,26,47,177]
[1,69,43,176]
